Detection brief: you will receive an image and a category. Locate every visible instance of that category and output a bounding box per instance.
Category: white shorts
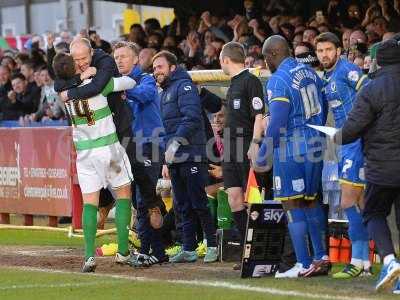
[76,143,133,194]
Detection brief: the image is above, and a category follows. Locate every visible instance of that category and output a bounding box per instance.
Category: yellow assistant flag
[245,168,262,204]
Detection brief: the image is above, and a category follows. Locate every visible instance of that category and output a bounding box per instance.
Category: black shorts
[362,182,400,224]
[222,137,251,190]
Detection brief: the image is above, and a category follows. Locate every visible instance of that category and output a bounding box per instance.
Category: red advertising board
[0,127,74,217]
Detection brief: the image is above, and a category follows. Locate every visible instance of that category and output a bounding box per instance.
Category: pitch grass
[0,267,314,300]
[0,266,400,300]
[0,229,399,299]
[0,229,115,247]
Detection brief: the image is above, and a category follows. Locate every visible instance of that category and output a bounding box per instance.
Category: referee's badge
[233,99,241,109]
[252,97,263,110]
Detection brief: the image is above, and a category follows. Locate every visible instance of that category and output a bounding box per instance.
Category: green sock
[83,203,98,260]
[115,199,131,256]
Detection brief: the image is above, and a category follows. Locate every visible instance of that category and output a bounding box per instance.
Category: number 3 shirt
[265,57,327,156]
[322,58,369,128]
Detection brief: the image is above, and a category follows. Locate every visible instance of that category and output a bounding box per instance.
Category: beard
[155,73,167,85]
[321,54,338,70]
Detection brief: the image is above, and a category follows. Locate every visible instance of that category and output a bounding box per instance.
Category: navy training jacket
[159,67,207,164]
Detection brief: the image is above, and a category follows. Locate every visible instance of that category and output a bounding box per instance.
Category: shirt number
[66,99,95,126]
[300,84,321,119]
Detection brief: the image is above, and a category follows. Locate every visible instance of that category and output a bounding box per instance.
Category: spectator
[349,30,367,48]
[202,44,220,69]
[147,32,164,51]
[199,11,232,43]
[244,54,256,68]
[294,42,320,69]
[344,3,362,28]
[20,61,36,84]
[139,48,157,73]
[0,65,12,120]
[29,67,64,122]
[353,55,365,69]
[202,30,216,47]
[245,36,263,56]
[342,29,352,53]
[1,56,17,72]
[144,18,162,36]
[211,107,224,160]
[269,15,281,34]
[348,41,368,63]
[128,24,147,48]
[377,0,400,31]
[253,55,266,68]
[5,73,40,120]
[0,3,395,88]
[248,18,270,43]
[58,30,73,45]
[211,38,225,53]
[362,4,383,28]
[317,23,330,33]
[14,53,30,70]
[279,23,295,41]
[46,32,68,80]
[243,0,259,20]
[292,32,304,50]
[347,3,362,22]
[303,27,319,47]
[33,65,44,88]
[294,41,314,56]
[88,30,112,54]
[185,31,203,69]
[366,29,382,45]
[372,16,389,38]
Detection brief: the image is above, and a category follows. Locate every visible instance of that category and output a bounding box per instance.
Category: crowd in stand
[0,0,398,123]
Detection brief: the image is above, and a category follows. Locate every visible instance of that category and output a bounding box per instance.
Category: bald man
[56,38,133,142]
[257,35,329,278]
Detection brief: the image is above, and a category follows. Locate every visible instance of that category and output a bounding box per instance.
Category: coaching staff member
[153,50,218,263]
[334,38,400,291]
[219,42,265,243]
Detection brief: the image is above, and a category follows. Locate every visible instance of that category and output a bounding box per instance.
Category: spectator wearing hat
[294,42,320,69]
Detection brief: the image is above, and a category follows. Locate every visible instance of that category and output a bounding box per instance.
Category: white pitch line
[169,280,371,300]
[0,281,120,290]
[0,266,374,300]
